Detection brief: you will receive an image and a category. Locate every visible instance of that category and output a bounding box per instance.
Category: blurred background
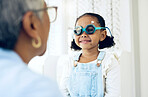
[28,0,148,97]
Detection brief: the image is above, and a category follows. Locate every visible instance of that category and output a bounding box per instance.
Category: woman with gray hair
[0,0,62,97]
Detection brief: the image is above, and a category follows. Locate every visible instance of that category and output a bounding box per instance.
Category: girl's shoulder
[59,50,82,60]
[57,51,82,68]
[101,48,120,78]
[100,47,120,63]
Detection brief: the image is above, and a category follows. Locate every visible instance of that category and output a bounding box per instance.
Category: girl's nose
[81,35,87,38]
[81,31,88,38]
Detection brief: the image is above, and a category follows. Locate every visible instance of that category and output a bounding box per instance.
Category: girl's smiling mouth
[79,40,91,44]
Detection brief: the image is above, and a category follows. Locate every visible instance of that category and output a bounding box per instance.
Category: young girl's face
[74,16,106,50]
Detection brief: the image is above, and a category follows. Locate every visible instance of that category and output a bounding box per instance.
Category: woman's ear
[22,11,40,39]
[100,30,107,41]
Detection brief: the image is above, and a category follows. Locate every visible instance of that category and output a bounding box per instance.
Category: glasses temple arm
[105,27,113,37]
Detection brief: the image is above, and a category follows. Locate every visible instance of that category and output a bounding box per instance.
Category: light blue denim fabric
[68,51,105,97]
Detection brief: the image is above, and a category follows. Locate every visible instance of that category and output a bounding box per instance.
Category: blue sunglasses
[74,24,112,37]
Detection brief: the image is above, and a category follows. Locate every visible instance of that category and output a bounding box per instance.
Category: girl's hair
[71,13,115,51]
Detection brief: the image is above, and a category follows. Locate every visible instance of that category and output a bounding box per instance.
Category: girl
[57,13,120,97]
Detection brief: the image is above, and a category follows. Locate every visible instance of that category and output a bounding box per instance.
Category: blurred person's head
[0,0,56,63]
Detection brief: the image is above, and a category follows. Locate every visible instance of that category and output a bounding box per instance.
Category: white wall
[120,0,135,96]
[138,0,148,97]
[127,0,148,97]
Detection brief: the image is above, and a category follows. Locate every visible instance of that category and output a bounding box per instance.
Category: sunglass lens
[86,25,95,34]
[74,26,82,35]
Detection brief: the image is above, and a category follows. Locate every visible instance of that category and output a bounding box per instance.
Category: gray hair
[0,0,44,49]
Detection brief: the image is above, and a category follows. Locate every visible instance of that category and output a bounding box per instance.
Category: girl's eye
[74,26,82,35]
[77,27,81,32]
[86,27,94,33]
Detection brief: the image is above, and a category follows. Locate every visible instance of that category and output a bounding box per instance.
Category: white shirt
[57,49,121,97]
[0,48,63,97]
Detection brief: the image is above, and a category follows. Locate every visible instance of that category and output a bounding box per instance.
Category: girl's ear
[22,11,40,39]
[100,30,107,41]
